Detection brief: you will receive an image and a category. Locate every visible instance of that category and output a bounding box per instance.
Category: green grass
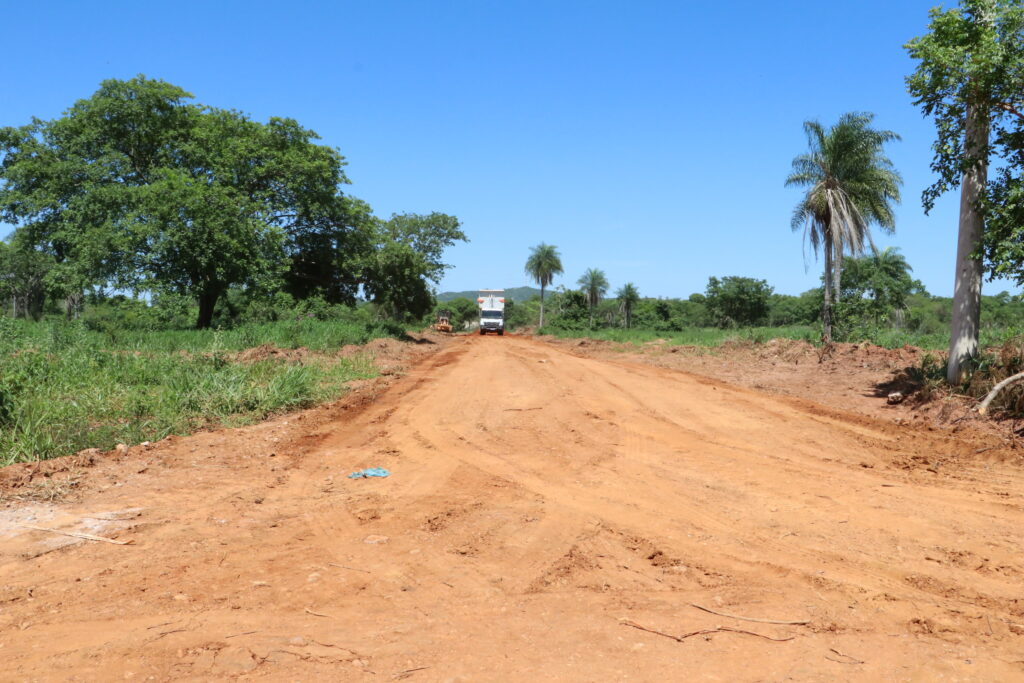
[542,325,819,347]
[541,324,1024,351]
[0,318,385,466]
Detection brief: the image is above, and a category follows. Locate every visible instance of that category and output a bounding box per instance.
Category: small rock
[172,593,190,602]
[307,572,321,583]
[289,636,308,646]
[363,534,389,544]
[887,391,905,405]
[115,443,129,455]
[141,441,151,448]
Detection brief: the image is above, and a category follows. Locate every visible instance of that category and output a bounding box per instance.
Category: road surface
[2,334,1023,680]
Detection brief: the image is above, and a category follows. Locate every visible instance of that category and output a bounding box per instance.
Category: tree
[704,276,772,327]
[616,282,640,328]
[577,267,609,328]
[363,212,465,321]
[0,234,54,320]
[907,0,1024,383]
[786,113,902,343]
[835,247,919,331]
[0,76,359,328]
[524,243,563,328]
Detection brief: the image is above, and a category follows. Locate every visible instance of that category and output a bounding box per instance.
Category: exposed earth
[2,333,1024,680]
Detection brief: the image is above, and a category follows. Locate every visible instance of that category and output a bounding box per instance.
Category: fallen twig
[690,603,810,625]
[393,666,430,679]
[622,620,794,643]
[151,628,186,641]
[304,607,334,618]
[14,523,132,545]
[979,370,1024,415]
[328,562,371,574]
[827,647,863,664]
[226,630,258,639]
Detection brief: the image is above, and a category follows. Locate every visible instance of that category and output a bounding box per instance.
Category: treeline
[512,246,1024,341]
[0,76,465,329]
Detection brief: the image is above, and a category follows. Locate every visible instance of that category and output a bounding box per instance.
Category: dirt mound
[234,344,311,363]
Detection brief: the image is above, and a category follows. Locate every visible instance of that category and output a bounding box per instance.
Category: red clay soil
[2,334,1024,680]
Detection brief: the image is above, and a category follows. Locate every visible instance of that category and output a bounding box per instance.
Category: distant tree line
[0,76,465,328]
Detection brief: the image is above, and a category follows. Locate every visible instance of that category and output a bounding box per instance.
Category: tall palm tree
[786,112,902,343]
[577,268,609,328]
[524,243,563,329]
[616,282,640,329]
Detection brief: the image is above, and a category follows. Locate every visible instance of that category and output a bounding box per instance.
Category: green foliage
[577,267,609,327]
[786,112,902,341]
[0,317,415,465]
[704,276,773,327]
[0,76,464,329]
[768,290,820,326]
[616,282,640,328]
[524,243,564,328]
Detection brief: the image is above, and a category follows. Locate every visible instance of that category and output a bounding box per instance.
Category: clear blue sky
[0,0,1007,298]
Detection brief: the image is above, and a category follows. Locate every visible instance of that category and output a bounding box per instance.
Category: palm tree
[786,112,902,343]
[616,282,640,329]
[577,268,609,328]
[524,243,563,328]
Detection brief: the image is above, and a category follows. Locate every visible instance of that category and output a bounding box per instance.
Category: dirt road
[3,334,1024,680]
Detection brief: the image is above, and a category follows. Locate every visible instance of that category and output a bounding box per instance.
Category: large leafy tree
[616,282,640,329]
[906,0,1024,383]
[786,113,902,343]
[0,76,362,328]
[524,243,563,328]
[704,276,773,327]
[577,267,609,328]
[362,212,465,321]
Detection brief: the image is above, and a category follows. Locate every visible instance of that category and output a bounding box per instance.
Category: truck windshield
[481,310,503,319]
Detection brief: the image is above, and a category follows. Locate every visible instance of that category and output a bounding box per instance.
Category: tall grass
[0,318,383,466]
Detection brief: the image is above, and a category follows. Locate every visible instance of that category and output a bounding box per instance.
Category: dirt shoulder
[541,335,1024,464]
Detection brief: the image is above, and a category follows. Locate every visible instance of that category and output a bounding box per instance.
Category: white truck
[477,289,505,335]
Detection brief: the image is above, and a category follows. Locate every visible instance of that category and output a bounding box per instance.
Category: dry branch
[304,607,334,618]
[621,620,794,643]
[690,603,810,625]
[14,523,132,545]
[978,370,1024,415]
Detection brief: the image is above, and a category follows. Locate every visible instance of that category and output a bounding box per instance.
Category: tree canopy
[0,76,464,327]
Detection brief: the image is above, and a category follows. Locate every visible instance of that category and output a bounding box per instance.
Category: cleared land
[1,334,1023,680]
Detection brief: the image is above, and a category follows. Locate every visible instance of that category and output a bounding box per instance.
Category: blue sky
[0,0,1004,298]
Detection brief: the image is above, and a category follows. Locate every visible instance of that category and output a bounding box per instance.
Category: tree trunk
[947,101,989,385]
[821,238,834,343]
[539,284,545,329]
[195,287,221,329]
[589,306,594,329]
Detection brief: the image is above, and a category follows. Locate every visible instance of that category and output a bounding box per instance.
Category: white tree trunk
[947,102,989,385]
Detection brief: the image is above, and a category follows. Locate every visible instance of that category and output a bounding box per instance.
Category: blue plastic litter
[348,467,390,479]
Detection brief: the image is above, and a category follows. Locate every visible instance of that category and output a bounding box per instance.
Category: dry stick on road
[622,620,794,643]
[827,647,864,664]
[328,562,371,573]
[690,603,810,625]
[14,523,132,545]
[978,370,1024,414]
[304,607,334,618]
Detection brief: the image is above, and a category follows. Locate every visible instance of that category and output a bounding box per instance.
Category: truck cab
[478,289,505,335]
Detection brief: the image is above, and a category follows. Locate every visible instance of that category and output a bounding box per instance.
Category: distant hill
[436,286,543,302]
